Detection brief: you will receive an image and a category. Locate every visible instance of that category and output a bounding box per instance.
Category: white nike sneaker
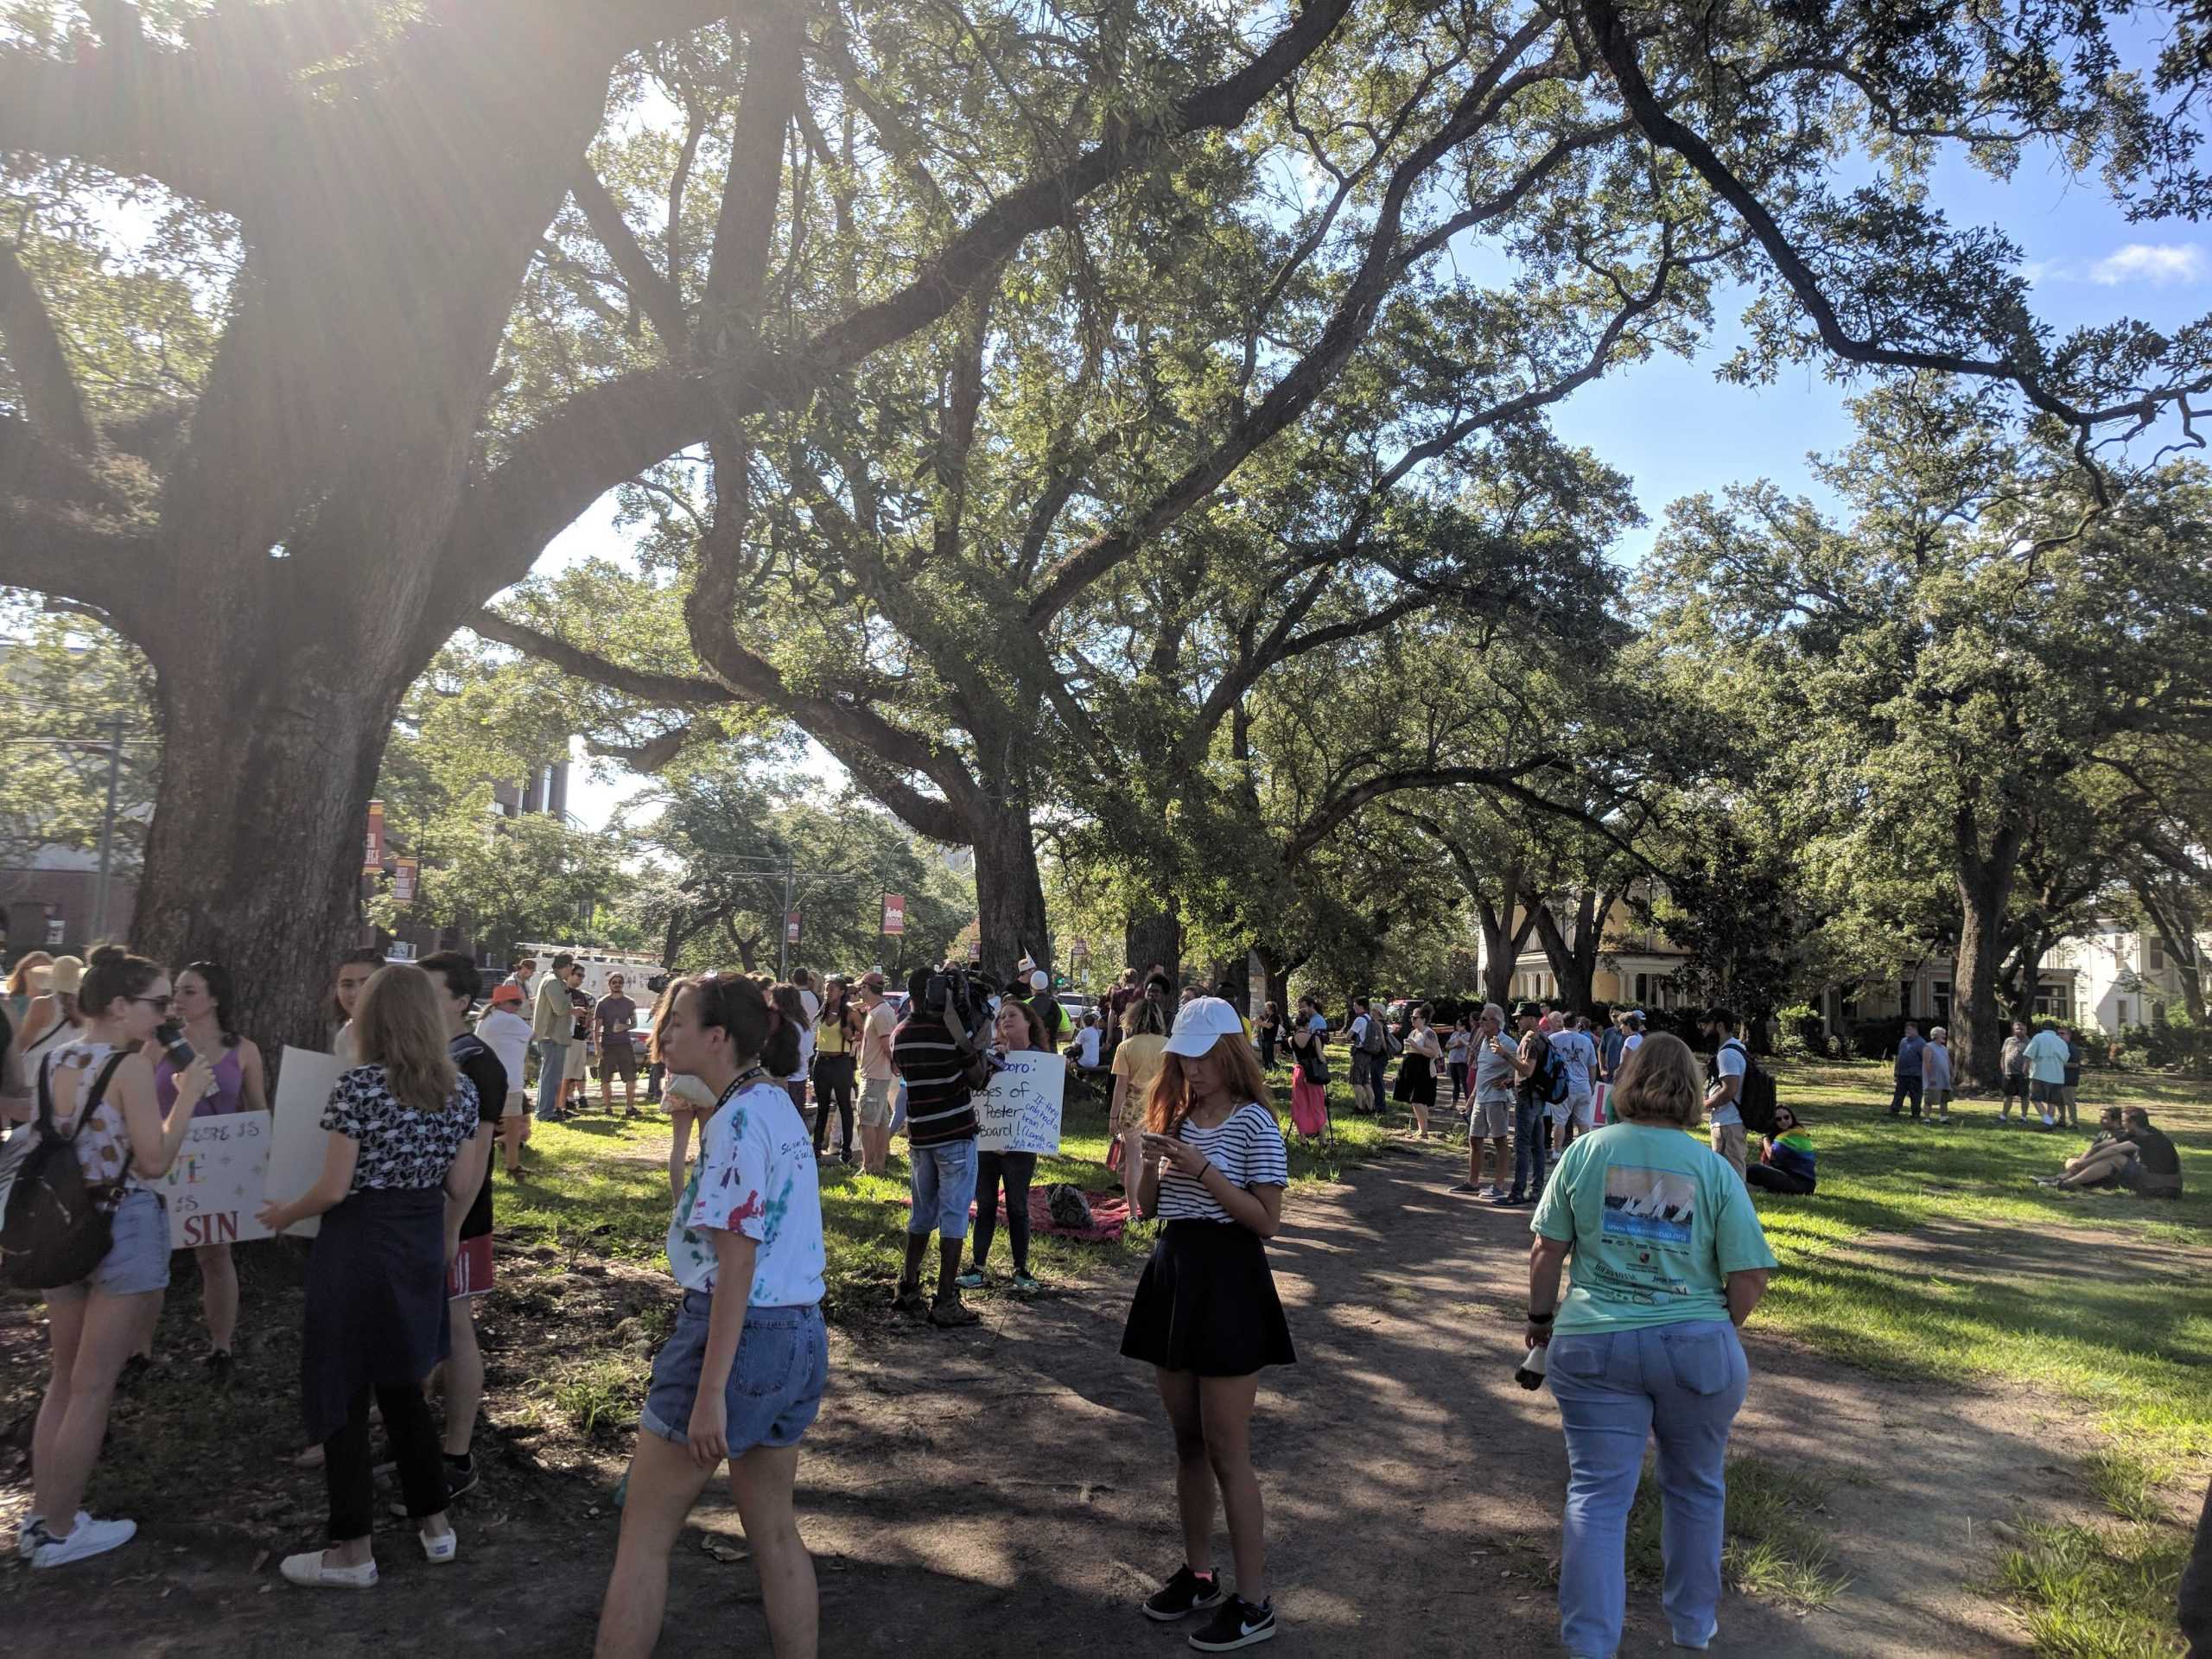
[30,1514,137,1568]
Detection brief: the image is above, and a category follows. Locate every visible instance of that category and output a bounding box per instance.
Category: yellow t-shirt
[1113,1034,1168,1109]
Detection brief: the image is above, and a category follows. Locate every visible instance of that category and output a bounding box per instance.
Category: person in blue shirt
[1886,1020,1926,1121]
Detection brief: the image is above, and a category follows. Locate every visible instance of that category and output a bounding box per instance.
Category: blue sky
[549,123,2212,828]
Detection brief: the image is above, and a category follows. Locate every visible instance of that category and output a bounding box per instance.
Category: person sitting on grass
[2117,1107,2183,1199]
[2035,1108,2133,1190]
[1743,1105,1817,1195]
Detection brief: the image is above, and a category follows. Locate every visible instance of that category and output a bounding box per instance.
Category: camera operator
[890,962,993,1327]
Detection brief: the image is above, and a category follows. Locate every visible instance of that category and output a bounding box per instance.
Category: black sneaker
[1143,1564,1226,1623]
[203,1349,233,1388]
[1189,1594,1276,1650]
[891,1282,928,1317]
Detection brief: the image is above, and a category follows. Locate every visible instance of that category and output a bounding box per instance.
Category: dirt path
[3,1139,2165,1656]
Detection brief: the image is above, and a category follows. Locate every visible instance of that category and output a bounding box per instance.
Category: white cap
[1030,969,1049,993]
[1165,996,1245,1058]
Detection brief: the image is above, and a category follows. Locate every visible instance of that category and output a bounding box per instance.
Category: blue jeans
[1548,1321,1750,1657]
[535,1040,569,1116]
[1512,1094,1550,1196]
[907,1138,979,1242]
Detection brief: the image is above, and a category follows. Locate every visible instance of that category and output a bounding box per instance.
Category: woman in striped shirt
[1119,997,1294,1652]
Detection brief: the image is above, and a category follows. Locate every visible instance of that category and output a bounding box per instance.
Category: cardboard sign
[265,1046,346,1238]
[974,1049,1065,1154]
[161,1111,276,1250]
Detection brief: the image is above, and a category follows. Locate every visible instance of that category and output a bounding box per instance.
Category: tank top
[156,1042,248,1118]
[20,1011,81,1071]
[815,1008,852,1057]
[38,1041,151,1194]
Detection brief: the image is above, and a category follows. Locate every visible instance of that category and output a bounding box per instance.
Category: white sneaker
[419,1527,457,1564]
[30,1515,137,1568]
[279,1549,378,1589]
[18,1511,93,1560]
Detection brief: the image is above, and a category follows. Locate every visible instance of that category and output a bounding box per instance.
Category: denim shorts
[908,1138,979,1240]
[641,1294,828,1452]
[46,1187,170,1302]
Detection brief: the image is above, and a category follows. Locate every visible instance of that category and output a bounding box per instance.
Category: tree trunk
[1952,820,2023,1088]
[1531,888,1611,1014]
[1477,874,1540,1008]
[1124,902,1184,985]
[970,799,1047,987]
[1257,942,1294,1021]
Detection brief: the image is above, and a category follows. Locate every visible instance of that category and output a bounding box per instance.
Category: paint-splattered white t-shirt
[665,1077,824,1306]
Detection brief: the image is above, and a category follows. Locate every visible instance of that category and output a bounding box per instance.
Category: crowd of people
[0,942,2197,1656]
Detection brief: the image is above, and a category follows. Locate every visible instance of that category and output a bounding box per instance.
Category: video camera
[920,962,995,1032]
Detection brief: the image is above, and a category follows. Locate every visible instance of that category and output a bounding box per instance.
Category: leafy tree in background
[0,611,154,923]
[1646,382,2212,1084]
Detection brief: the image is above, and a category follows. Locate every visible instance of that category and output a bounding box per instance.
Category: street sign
[785,910,802,944]
[881,893,906,935]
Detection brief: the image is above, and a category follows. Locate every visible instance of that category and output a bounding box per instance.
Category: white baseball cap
[1164,996,1245,1058]
[1030,969,1050,993]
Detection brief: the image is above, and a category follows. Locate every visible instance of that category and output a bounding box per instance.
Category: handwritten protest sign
[161,1111,276,1250]
[974,1050,1065,1155]
[265,1046,346,1238]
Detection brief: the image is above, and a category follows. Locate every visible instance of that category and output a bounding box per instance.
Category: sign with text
[162,1112,276,1250]
[974,1050,1065,1155]
[392,855,418,906]
[880,893,906,936]
[1071,938,1089,958]
[266,1046,346,1238]
[785,910,802,944]
[364,799,385,872]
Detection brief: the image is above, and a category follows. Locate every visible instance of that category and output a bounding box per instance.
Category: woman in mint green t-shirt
[1526,1033,1777,1659]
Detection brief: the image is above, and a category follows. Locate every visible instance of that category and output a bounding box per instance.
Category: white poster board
[265,1046,346,1238]
[974,1050,1065,1154]
[161,1111,276,1250]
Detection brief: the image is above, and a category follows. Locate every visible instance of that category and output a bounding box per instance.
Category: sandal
[280,1549,378,1589]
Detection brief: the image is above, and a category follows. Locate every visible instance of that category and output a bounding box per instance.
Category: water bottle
[154,1021,195,1070]
[1515,1341,1549,1391]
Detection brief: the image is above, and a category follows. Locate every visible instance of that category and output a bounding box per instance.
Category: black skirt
[300,1186,451,1445]
[1393,1052,1436,1105]
[1121,1220,1295,1377]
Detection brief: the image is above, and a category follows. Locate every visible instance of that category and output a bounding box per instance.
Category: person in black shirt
[2119,1108,2183,1198]
[422,953,505,1503]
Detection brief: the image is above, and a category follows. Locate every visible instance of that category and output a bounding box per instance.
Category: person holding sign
[596,974,826,1659]
[143,960,268,1386]
[17,946,207,1570]
[1119,997,1294,1653]
[957,1000,1048,1297]
[259,964,482,1590]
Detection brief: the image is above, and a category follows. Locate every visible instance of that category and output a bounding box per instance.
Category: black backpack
[1360,1014,1388,1056]
[1720,1039,1779,1134]
[0,1052,130,1292]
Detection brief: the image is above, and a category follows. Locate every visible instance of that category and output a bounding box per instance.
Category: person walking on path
[258,963,480,1589]
[854,972,899,1176]
[1503,1001,1554,1206]
[1527,1031,1777,1659]
[1998,1019,2032,1125]
[1392,1007,1441,1139]
[1284,996,1332,1142]
[142,960,268,1382]
[1121,997,1294,1652]
[959,999,1047,1296]
[1922,1027,1954,1125]
[595,973,826,1659]
[1347,997,1381,1116]
[1551,1015,1599,1154]
[808,975,861,1165]
[594,972,641,1116]
[1456,1004,1516,1198]
[2024,1020,2071,1130]
[18,946,207,1570]
[531,952,575,1122]
[891,967,983,1327]
[2060,1027,2084,1128]
[1887,1020,1926,1121]
[1699,1009,1750,1179]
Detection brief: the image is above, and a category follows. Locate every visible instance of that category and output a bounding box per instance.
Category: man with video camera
[891,961,996,1327]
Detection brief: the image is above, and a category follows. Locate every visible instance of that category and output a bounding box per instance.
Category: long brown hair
[6,950,53,997]
[1611,1032,1703,1129]
[1145,1033,1271,1135]
[355,964,461,1114]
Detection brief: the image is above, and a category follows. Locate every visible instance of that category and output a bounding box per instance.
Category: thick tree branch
[0,494,157,644]
[0,246,99,456]
[467,609,733,705]
[702,4,804,346]
[570,164,691,351]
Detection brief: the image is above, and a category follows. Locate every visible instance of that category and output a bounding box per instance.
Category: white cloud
[2088,242,2208,286]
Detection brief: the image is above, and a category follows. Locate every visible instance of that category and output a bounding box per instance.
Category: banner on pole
[266,1046,346,1238]
[363,800,385,872]
[392,855,418,906]
[881,893,906,935]
[974,1050,1065,1154]
[162,1112,277,1250]
[785,910,802,944]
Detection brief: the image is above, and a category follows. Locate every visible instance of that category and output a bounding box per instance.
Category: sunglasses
[133,995,174,1013]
